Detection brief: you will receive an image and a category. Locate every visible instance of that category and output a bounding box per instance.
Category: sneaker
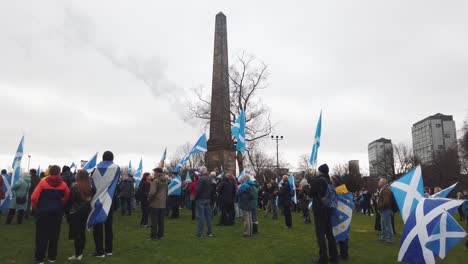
[385,239,394,244]
[68,255,83,261]
[105,252,113,257]
[92,253,106,258]
[207,234,213,237]
[48,260,56,263]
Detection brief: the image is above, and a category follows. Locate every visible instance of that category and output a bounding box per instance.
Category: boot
[253,223,258,234]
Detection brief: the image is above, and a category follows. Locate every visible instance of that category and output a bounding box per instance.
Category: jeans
[120,197,131,216]
[242,210,253,236]
[271,198,278,219]
[380,209,394,242]
[150,208,164,239]
[196,199,212,236]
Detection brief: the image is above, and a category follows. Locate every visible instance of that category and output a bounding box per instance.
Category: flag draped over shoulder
[159,148,167,168]
[231,110,246,154]
[332,189,354,241]
[430,182,458,198]
[390,166,424,223]
[398,198,464,264]
[168,175,182,196]
[309,111,322,166]
[83,153,98,173]
[87,161,121,228]
[174,133,207,173]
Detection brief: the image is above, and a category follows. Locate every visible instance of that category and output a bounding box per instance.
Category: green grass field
[0,209,466,263]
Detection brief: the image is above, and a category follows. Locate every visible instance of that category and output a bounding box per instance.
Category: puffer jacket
[10,176,31,210]
[31,175,70,213]
[236,179,255,211]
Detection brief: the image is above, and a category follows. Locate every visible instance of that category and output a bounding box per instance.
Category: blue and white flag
[0,172,12,211]
[288,175,297,204]
[168,175,182,196]
[232,110,246,154]
[332,192,354,241]
[398,198,464,264]
[11,136,24,187]
[159,148,167,168]
[83,153,98,173]
[134,158,143,184]
[37,166,41,176]
[87,161,121,228]
[309,111,322,166]
[425,210,467,259]
[391,166,424,223]
[431,182,458,198]
[185,171,192,182]
[128,161,133,175]
[237,168,247,182]
[174,133,207,173]
[70,162,76,170]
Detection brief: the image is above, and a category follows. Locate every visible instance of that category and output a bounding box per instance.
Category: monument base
[206,149,237,176]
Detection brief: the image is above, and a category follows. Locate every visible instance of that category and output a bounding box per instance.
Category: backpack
[321,184,338,209]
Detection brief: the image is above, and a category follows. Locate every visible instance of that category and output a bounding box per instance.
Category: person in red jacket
[189,174,199,221]
[31,165,70,264]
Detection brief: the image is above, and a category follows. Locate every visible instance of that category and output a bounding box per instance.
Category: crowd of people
[2,153,468,264]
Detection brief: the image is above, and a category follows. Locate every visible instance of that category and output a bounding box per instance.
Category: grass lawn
[0,209,466,263]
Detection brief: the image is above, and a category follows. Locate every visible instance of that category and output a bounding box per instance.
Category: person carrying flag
[331,175,353,261]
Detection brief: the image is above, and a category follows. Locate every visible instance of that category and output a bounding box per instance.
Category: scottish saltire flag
[288,175,297,204]
[174,133,207,173]
[431,182,458,198]
[391,166,424,223]
[128,161,133,175]
[168,175,182,196]
[87,161,121,228]
[70,162,76,170]
[83,153,98,173]
[185,171,191,182]
[159,148,167,168]
[332,192,354,241]
[309,111,322,166]
[134,158,143,184]
[37,166,41,176]
[11,136,25,186]
[0,172,12,211]
[232,110,246,154]
[425,210,466,259]
[398,198,464,264]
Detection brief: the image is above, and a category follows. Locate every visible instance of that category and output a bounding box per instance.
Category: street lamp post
[27,155,31,171]
[270,135,284,171]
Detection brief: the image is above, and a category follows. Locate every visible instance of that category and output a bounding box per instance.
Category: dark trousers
[140,199,150,226]
[271,198,278,219]
[168,196,180,219]
[93,209,113,255]
[338,240,349,258]
[35,210,62,262]
[120,197,132,216]
[283,204,292,228]
[5,209,25,224]
[191,200,196,220]
[150,208,164,239]
[220,201,235,225]
[313,208,338,263]
[302,206,311,223]
[69,212,87,256]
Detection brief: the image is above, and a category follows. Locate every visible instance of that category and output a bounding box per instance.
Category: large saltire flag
[159,147,167,168]
[0,172,12,211]
[309,111,322,166]
[174,133,207,173]
[83,153,98,173]
[231,110,246,154]
[288,175,297,204]
[332,192,354,241]
[134,158,143,184]
[87,160,121,228]
[425,210,467,259]
[168,174,182,196]
[391,166,424,223]
[128,161,133,175]
[11,136,24,187]
[398,198,464,264]
[431,182,458,198]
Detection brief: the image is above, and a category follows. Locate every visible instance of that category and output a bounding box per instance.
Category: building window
[444,134,450,138]
[436,124,441,128]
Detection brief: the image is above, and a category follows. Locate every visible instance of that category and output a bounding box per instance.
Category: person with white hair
[195,166,214,237]
[236,174,255,237]
[377,178,393,244]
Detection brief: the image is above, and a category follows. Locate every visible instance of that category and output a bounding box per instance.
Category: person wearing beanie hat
[308,164,338,263]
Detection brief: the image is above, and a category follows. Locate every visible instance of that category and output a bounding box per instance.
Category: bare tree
[167,142,205,173]
[459,120,468,174]
[393,143,420,174]
[186,51,273,171]
[331,163,349,177]
[297,154,315,177]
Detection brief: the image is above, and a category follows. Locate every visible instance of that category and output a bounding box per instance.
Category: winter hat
[103,151,114,161]
[331,175,343,186]
[318,164,329,175]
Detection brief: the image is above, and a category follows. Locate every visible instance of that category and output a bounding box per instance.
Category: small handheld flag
[174,133,207,173]
[232,110,246,154]
[309,111,322,166]
[83,153,98,173]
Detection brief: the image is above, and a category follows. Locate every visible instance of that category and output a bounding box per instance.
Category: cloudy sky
[1,0,467,174]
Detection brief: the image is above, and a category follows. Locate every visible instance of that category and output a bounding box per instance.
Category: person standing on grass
[136,172,152,227]
[67,170,92,261]
[377,178,393,244]
[308,164,338,264]
[299,179,312,224]
[118,173,135,216]
[148,168,168,240]
[28,169,40,217]
[195,166,214,237]
[331,175,353,261]
[189,174,199,221]
[167,172,181,219]
[236,174,255,237]
[5,173,30,225]
[279,175,293,229]
[31,165,70,264]
[217,173,236,226]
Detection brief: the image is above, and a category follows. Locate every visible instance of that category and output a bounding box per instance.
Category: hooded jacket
[10,175,31,210]
[31,175,70,212]
[236,179,255,211]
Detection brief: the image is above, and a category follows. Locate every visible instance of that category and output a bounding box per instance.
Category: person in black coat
[136,173,152,227]
[308,164,338,264]
[278,175,292,229]
[217,173,236,226]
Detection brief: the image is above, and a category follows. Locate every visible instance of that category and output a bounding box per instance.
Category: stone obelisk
[206,12,236,175]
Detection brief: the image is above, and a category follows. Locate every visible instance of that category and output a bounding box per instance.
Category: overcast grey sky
[1,0,467,173]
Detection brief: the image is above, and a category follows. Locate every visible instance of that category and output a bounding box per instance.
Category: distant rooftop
[413,113,453,127]
[369,138,392,145]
